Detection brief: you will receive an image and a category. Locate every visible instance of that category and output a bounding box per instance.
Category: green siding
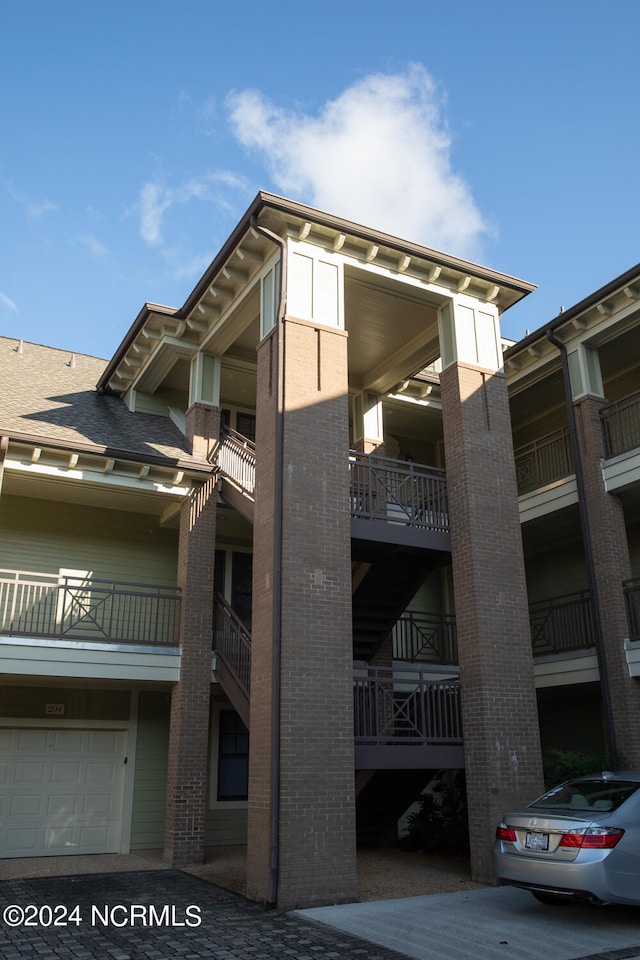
[205,808,248,846]
[0,495,178,586]
[130,691,170,851]
[525,539,587,604]
[0,686,130,720]
[129,692,248,850]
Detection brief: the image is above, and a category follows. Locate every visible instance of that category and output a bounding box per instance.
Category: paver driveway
[0,869,403,960]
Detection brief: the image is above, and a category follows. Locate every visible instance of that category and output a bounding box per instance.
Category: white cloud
[0,292,18,312]
[139,182,172,246]
[6,183,58,219]
[227,66,487,258]
[77,234,108,257]
[137,171,249,248]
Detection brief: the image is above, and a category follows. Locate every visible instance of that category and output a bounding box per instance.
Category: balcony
[353,665,463,768]
[624,578,640,643]
[0,570,181,647]
[391,610,457,665]
[350,451,450,552]
[601,389,640,459]
[514,427,574,495]
[529,590,594,656]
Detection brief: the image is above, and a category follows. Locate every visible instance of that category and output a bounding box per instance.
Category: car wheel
[531,891,571,906]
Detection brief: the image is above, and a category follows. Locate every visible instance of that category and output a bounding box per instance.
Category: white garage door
[0,727,127,857]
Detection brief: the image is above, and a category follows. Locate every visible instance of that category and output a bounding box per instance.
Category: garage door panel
[82,793,114,816]
[6,827,40,853]
[52,730,84,750]
[79,825,113,847]
[46,794,79,816]
[45,827,75,851]
[10,794,43,816]
[17,729,49,751]
[52,761,83,782]
[86,761,120,784]
[88,731,121,752]
[14,762,46,783]
[0,727,127,857]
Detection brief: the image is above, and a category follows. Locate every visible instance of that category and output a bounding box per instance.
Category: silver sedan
[493,771,640,905]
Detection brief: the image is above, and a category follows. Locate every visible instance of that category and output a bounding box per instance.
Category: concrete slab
[297,885,640,960]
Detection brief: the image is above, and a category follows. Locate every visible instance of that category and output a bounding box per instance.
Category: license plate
[525,831,549,851]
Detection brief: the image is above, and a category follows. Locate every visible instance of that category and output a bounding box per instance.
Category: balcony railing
[392,611,457,665]
[529,590,594,656]
[213,592,251,698]
[349,451,448,532]
[0,570,181,646]
[214,425,256,497]
[354,666,462,745]
[624,578,640,643]
[514,427,574,495]
[601,389,640,459]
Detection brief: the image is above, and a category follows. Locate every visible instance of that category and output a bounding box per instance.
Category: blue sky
[1,0,639,360]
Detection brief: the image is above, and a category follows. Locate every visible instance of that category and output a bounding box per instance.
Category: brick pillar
[440,362,544,884]
[247,317,357,910]
[163,404,220,865]
[573,395,638,763]
[186,401,220,459]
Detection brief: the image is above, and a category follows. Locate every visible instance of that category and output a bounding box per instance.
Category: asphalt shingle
[0,337,205,468]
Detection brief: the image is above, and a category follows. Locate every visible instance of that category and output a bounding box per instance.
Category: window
[236,412,256,443]
[217,711,249,801]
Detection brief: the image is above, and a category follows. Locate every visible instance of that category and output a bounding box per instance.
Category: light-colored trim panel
[519,476,578,523]
[625,640,640,677]
[0,638,181,682]
[603,449,640,493]
[534,652,599,688]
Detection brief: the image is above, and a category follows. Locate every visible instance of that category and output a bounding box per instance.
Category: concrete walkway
[298,885,640,960]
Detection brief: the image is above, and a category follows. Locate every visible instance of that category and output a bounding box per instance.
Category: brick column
[573,395,639,763]
[440,362,544,884]
[247,317,357,910]
[163,404,220,865]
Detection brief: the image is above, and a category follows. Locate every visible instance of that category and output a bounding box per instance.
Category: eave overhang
[97,192,537,396]
[505,263,640,364]
[0,429,216,480]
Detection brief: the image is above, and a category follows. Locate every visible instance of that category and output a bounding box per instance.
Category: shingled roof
[0,337,208,470]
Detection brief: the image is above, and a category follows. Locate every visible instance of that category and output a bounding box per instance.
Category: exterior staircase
[351,545,441,662]
[213,592,251,728]
[210,429,462,767]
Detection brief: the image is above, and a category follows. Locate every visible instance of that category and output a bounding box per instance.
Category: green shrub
[542,749,621,789]
[403,770,469,855]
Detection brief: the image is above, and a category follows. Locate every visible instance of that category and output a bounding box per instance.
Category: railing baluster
[349,451,448,532]
[600,389,640,458]
[0,569,181,647]
[514,427,574,494]
[624,578,640,642]
[353,666,462,745]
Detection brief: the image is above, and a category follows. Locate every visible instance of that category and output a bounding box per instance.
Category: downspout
[250,215,287,909]
[545,329,617,757]
[0,436,8,494]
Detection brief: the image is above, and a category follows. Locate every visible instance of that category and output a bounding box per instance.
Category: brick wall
[573,395,640,764]
[164,404,220,865]
[441,361,544,883]
[247,317,357,910]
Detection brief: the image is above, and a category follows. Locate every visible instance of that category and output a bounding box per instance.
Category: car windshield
[529,779,639,813]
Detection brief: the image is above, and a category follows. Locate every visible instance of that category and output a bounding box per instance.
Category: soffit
[344,268,442,392]
[101,193,534,398]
